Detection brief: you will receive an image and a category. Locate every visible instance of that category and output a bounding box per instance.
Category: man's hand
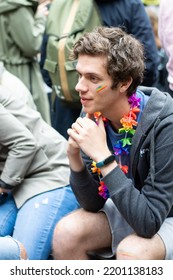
[67,115,110,162]
[67,132,80,157]
[0,187,9,194]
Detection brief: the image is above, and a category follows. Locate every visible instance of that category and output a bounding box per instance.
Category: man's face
[75,54,119,116]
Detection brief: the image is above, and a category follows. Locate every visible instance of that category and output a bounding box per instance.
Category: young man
[52,27,173,260]
[42,0,159,140]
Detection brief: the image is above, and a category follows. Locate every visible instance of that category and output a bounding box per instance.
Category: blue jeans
[0,236,21,260]
[0,186,79,260]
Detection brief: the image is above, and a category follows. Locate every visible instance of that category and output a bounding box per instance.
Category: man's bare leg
[116,233,166,260]
[53,208,112,260]
[18,241,28,260]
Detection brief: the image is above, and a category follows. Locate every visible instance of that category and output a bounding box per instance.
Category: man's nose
[75,77,87,92]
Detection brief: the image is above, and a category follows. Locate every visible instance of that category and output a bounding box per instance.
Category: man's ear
[120,77,133,93]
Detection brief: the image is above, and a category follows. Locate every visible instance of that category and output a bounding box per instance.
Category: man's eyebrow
[76,69,101,77]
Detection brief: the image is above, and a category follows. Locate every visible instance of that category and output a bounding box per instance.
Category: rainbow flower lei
[91,92,141,199]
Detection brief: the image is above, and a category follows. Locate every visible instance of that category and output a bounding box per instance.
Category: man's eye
[91,76,98,83]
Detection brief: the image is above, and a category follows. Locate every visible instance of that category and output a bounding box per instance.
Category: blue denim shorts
[0,236,21,260]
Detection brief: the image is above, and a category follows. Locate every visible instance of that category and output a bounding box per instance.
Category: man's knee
[52,210,85,259]
[116,234,148,260]
[53,215,76,247]
[116,233,165,260]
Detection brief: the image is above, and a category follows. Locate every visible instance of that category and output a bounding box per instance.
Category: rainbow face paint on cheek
[96,84,107,93]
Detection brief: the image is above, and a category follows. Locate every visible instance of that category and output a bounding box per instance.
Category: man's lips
[80,97,91,104]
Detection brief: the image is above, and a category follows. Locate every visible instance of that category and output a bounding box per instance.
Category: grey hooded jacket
[70,87,173,238]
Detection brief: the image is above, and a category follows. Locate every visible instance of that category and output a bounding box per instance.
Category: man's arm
[0,104,37,187]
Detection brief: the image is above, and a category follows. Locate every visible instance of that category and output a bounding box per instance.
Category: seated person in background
[0,62,79,260]
[0,236,27,260]
[52,27,173,260]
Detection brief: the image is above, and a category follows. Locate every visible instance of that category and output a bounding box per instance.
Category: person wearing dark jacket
[95,0,159,86]
[52,27,173,260]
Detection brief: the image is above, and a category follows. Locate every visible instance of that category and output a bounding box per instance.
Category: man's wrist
[0,179,13,190]
[96,154,115,168]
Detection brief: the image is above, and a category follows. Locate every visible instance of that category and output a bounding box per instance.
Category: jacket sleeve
[70,165,106,212]
[8,7,46,57]
[0,104,37,187]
